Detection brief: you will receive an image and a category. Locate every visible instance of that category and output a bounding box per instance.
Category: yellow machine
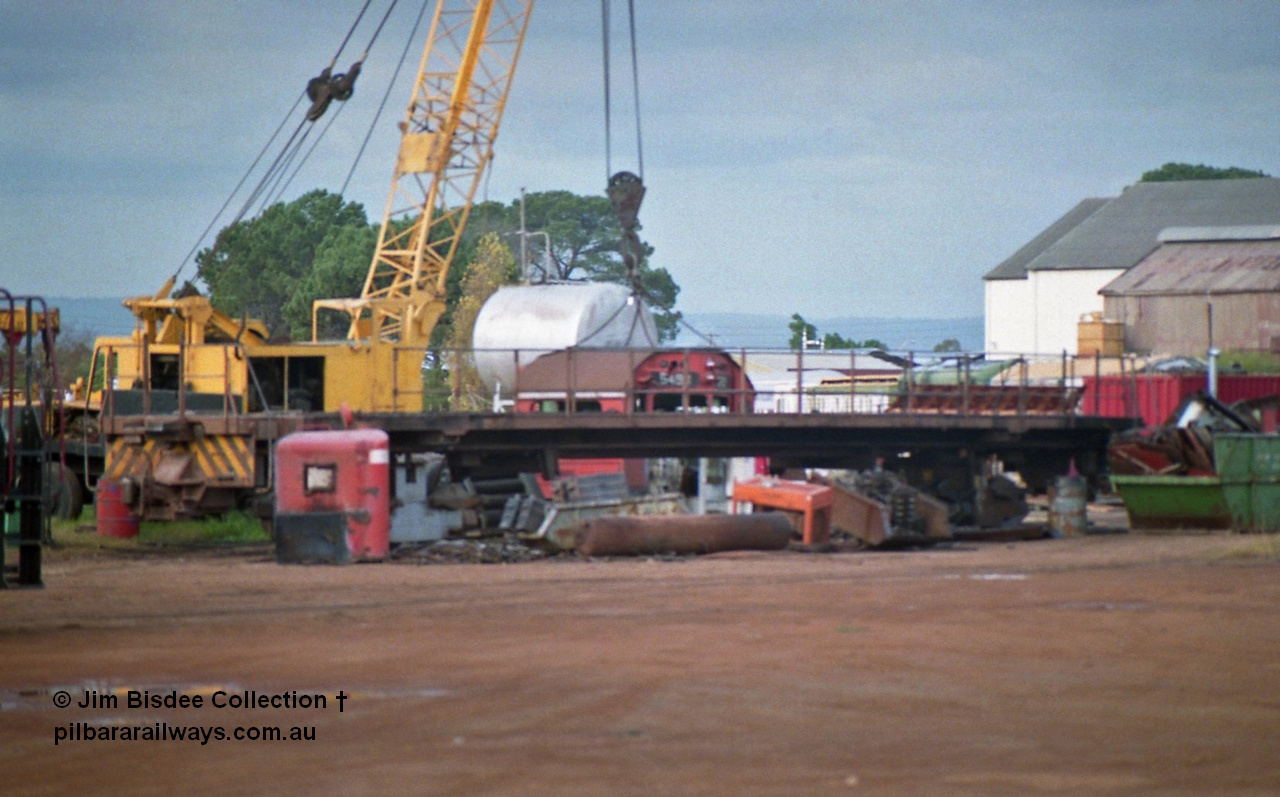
[85,1,535,519]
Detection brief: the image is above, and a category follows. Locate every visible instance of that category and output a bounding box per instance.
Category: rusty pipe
[574,513,793,557]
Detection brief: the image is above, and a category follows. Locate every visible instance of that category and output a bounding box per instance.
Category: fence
[79,341,1280,424]
[421,347,1143,419]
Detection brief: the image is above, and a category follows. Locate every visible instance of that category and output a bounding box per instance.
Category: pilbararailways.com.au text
[51,688,348,746]
[55,723,316,746]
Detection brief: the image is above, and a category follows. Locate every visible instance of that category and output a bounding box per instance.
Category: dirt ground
[3,514,1279,795]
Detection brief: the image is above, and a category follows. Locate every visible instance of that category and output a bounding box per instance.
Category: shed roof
[987,178,1280,280]
[984,198,1109,280]
[1099,237,1280,296]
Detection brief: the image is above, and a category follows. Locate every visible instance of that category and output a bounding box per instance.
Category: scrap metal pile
[391,535,549,565]
[821,470,952,547]
[836,471,935,537]
[1109,391,1270,476]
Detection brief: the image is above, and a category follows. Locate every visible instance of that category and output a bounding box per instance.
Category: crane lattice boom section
[339,0,533,344]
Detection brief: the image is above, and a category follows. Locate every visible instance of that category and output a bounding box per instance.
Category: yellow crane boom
[85,1,539,520]
[314,0,534,346]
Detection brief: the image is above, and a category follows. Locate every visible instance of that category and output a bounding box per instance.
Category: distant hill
[672,312,984,352]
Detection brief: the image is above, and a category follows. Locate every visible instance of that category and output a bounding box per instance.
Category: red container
[1082,374,1280,427]
[274,429,390,563]
[96,479,140,539]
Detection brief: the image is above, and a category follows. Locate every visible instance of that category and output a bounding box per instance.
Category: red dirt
[3,531,1279,795]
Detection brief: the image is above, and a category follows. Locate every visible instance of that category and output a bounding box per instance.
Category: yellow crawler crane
[88,0,535,519]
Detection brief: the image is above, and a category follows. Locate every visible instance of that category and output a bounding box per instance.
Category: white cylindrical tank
[473,282,658,394]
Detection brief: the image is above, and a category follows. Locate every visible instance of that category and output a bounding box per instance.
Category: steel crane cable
[265,109,344,210]
[233,119,313,223]
[172,1,399,286]
[601,0,645,180]
[601,0,611,178]
[169,94,307,284]
[272,0,403,205]
[332,0,375,68]
[359,0,400,60]
[625,0,644,179]
[601,0,651,314]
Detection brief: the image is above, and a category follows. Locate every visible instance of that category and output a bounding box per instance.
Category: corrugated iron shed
[1100,238,1280,296]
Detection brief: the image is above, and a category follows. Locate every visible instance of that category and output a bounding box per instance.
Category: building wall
[984,279,1033,357]
[1103,293,1280,355]
[985,269,1124,356]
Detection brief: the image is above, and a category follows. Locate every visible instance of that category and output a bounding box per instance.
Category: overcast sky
[3,1,1279,321]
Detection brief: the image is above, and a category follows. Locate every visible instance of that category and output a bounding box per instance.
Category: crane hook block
[607,171,645,231]
[305,61,362,122]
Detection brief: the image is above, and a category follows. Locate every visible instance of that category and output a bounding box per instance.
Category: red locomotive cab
[632,350,753,413]
[513,348,754,416]
[511,348,754,496]
[273,428,391,563]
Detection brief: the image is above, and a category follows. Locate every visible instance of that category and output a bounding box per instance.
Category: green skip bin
[1110,475,1232,533]
[1213,433,1280,533]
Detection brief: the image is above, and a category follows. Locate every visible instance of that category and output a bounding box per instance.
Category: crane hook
[607,171,646,294]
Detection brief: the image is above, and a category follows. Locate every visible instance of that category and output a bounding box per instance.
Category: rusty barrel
[1048,475,1087,537]
[574,513,793,557]
[96,479,140,539]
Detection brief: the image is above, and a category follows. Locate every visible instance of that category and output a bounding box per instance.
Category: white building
[736,350,900,414]
[984,178,1280,358]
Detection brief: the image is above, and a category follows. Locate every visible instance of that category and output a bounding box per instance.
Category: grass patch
[139,512,270,545]
[1220,350,1280,375]
[46,507,269,550]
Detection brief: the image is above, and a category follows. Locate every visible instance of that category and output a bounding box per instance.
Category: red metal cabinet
[274,429,390,563]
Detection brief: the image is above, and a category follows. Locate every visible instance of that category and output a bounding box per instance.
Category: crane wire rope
[359,0,400,60]
[266,104,347,209]
[626,0,644,179]
[332,0,375,68]
[272,0,403,205]
[175,1,400,289]
[600,0,655,335]
[601,0,612,179]
[573,294,655,348]
[167,92,307,286]
[231,119,312,223]
[601,0,645,181]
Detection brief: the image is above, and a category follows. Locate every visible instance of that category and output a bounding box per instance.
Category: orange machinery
[730,477,832,545]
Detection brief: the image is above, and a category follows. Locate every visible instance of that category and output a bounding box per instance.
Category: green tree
[282,223,379,340]
[790,314,887,350]
[197,186,684,343]
[1140,163,1270,182]
[789,314,818,349]
[475,190,683,341]
[196,190,370,339]
[823,332,888,350]
[933,338,962,353]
